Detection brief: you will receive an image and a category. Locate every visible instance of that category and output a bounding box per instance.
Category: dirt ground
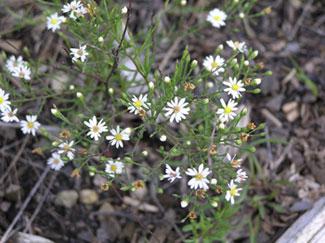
[0,0,324,242]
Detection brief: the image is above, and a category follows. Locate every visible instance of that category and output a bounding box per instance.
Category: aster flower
[47,152,64,171]
[105,160,124,177]
[62,0,87,20]
[203,55,225,76]
[162,164,182,183]
[47,13,66,32]
[106,126,130,149]
[58,140,75,160]
[206,8,227,28]
[235,169,248,183]
[226,40,247,53]
[164,97,190,123]
[70,45,88,62]
[1,107,19,122]
[225,180,242,205]
[186,164,211,190]
[12,65,31,80]
[216,98,238,122]
[84,116,108,141]
[223,77,246,99]
[20,115,41,136]
[5,56,24,73]
[0,89,11,112]
[128,94,150,115]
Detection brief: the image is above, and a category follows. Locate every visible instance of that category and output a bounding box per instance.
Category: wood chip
[261,108,283,128]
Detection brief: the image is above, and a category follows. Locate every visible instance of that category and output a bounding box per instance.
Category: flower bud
[160,135,167,142]
[210,178,217,185]
[76,92,83,98]
[239,12,245,19]
[181,200,188,208]
[98,36,104,42]
[244,60,249,66]
[164,76,171,83]
[108,88,114,94]
[121,6,128,14]
[254,78,262,85]
[149,82,154,89]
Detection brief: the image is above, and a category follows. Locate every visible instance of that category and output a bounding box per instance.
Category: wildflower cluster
[1,0,270,240]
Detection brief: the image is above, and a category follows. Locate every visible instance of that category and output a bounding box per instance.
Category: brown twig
[105,0,132,106]
[0,167,50,243]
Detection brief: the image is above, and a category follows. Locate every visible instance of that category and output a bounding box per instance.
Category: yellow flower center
[230,186,238,197]
[133,100,142,108]
[224,106,232,114]
[115,133,123,141]
[232,84,239,91]
[63,144,70,152]
[213,15,221,22]
[53,159,60,165]
[195,173,204,180]
[110,164,117,172]
[50,18,58,25]
[211,61,219,69]
[92,125,99,133]
[173,105,181,113]
[27,121,34,129]
[77,49,83,56]
[0,97,3,104]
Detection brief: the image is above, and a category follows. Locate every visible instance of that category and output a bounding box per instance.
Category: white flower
[0,89,11,112]
[105,160,124,177]
[223,77,246,99]
[128,94,150,115]
[47,13,66,32]
[226,153,242,168]
[164,97,190,123]
[206,8,227,28]
[106,126,130,149]
[203,55,225,76]
[225,180,242,205]
[47,152,64,171]
[162,164,182,183]
[235,169,248,183]
[12,65,31,80]
[58,141,75,160]
[1,107,19,122]
[62,0,87,20]
[186,164,211,190]
[20,115,41,136]
[70,45,88,62]
[226,40,247,53]
[5,56,24,73]
[84,116,108,141]
[216,99,238,122]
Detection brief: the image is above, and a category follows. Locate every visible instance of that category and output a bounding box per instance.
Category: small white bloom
[206,8,227,28]
[47,13,66,32]
[148,82,155,89]
[128,94,150,115]
[142,150,148,156]
[164,76,171,83]
[203,55,225,76]
[254,78,262,85]
[84,116,108,141]
[105,160,124,177]
[235,169,248,183]
[186,164,211,190]
[62,0,87,20]
[76,92,83,98]
[70,45,88,62]
[47,152,64,171]
[12,65,31,80]
[225,180,242,205]
[181,0,187,6]
[58,141,75,160]
[226,40,247,53]
[216,98,238,122]
[223,77,246,99]
[121,6,128,14]
[0,89,11,112]
[160,135,167,142]
[181,200,189,208]
[106,126,130,148]
[1,107,19,122]
[162,164,182,183]
[210,178,218,185]
[98,36,104,42]
[20,115,41,136]
[5,56,24,73]
[164,97,190,123]
[211,200,219,208]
